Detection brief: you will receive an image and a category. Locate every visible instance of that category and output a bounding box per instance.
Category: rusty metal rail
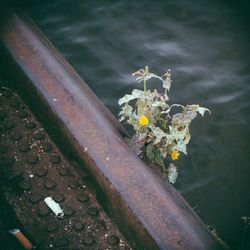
[0,10,224,249]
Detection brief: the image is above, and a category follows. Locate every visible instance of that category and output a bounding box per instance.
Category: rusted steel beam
[0,11,223,249]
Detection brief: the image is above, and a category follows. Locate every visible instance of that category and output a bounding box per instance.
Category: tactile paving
[0,86,132,249]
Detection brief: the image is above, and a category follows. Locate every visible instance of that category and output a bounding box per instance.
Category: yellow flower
[138,115,149,126]
[171,150,180,161]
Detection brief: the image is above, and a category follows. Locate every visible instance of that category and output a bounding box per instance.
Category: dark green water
[18,0,250,248]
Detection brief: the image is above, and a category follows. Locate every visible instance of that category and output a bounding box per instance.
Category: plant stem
[144,79,147,96]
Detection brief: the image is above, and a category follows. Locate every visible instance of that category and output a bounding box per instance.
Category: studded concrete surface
[0,86,132,250]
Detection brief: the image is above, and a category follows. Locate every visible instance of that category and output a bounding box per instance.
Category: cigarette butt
[10,229,33,249]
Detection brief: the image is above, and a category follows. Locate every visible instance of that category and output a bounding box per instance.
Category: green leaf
[197,107,211,116]
[167,163,178,184]
[118,89,145,106]
[119,116,125,122]
[145,143,155,160]
[147,144,165,169]
[149,125,166,145]
[172,113,192,126]
[185,105,211,117]
[173,140,187,155]
[118,94,135,105]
